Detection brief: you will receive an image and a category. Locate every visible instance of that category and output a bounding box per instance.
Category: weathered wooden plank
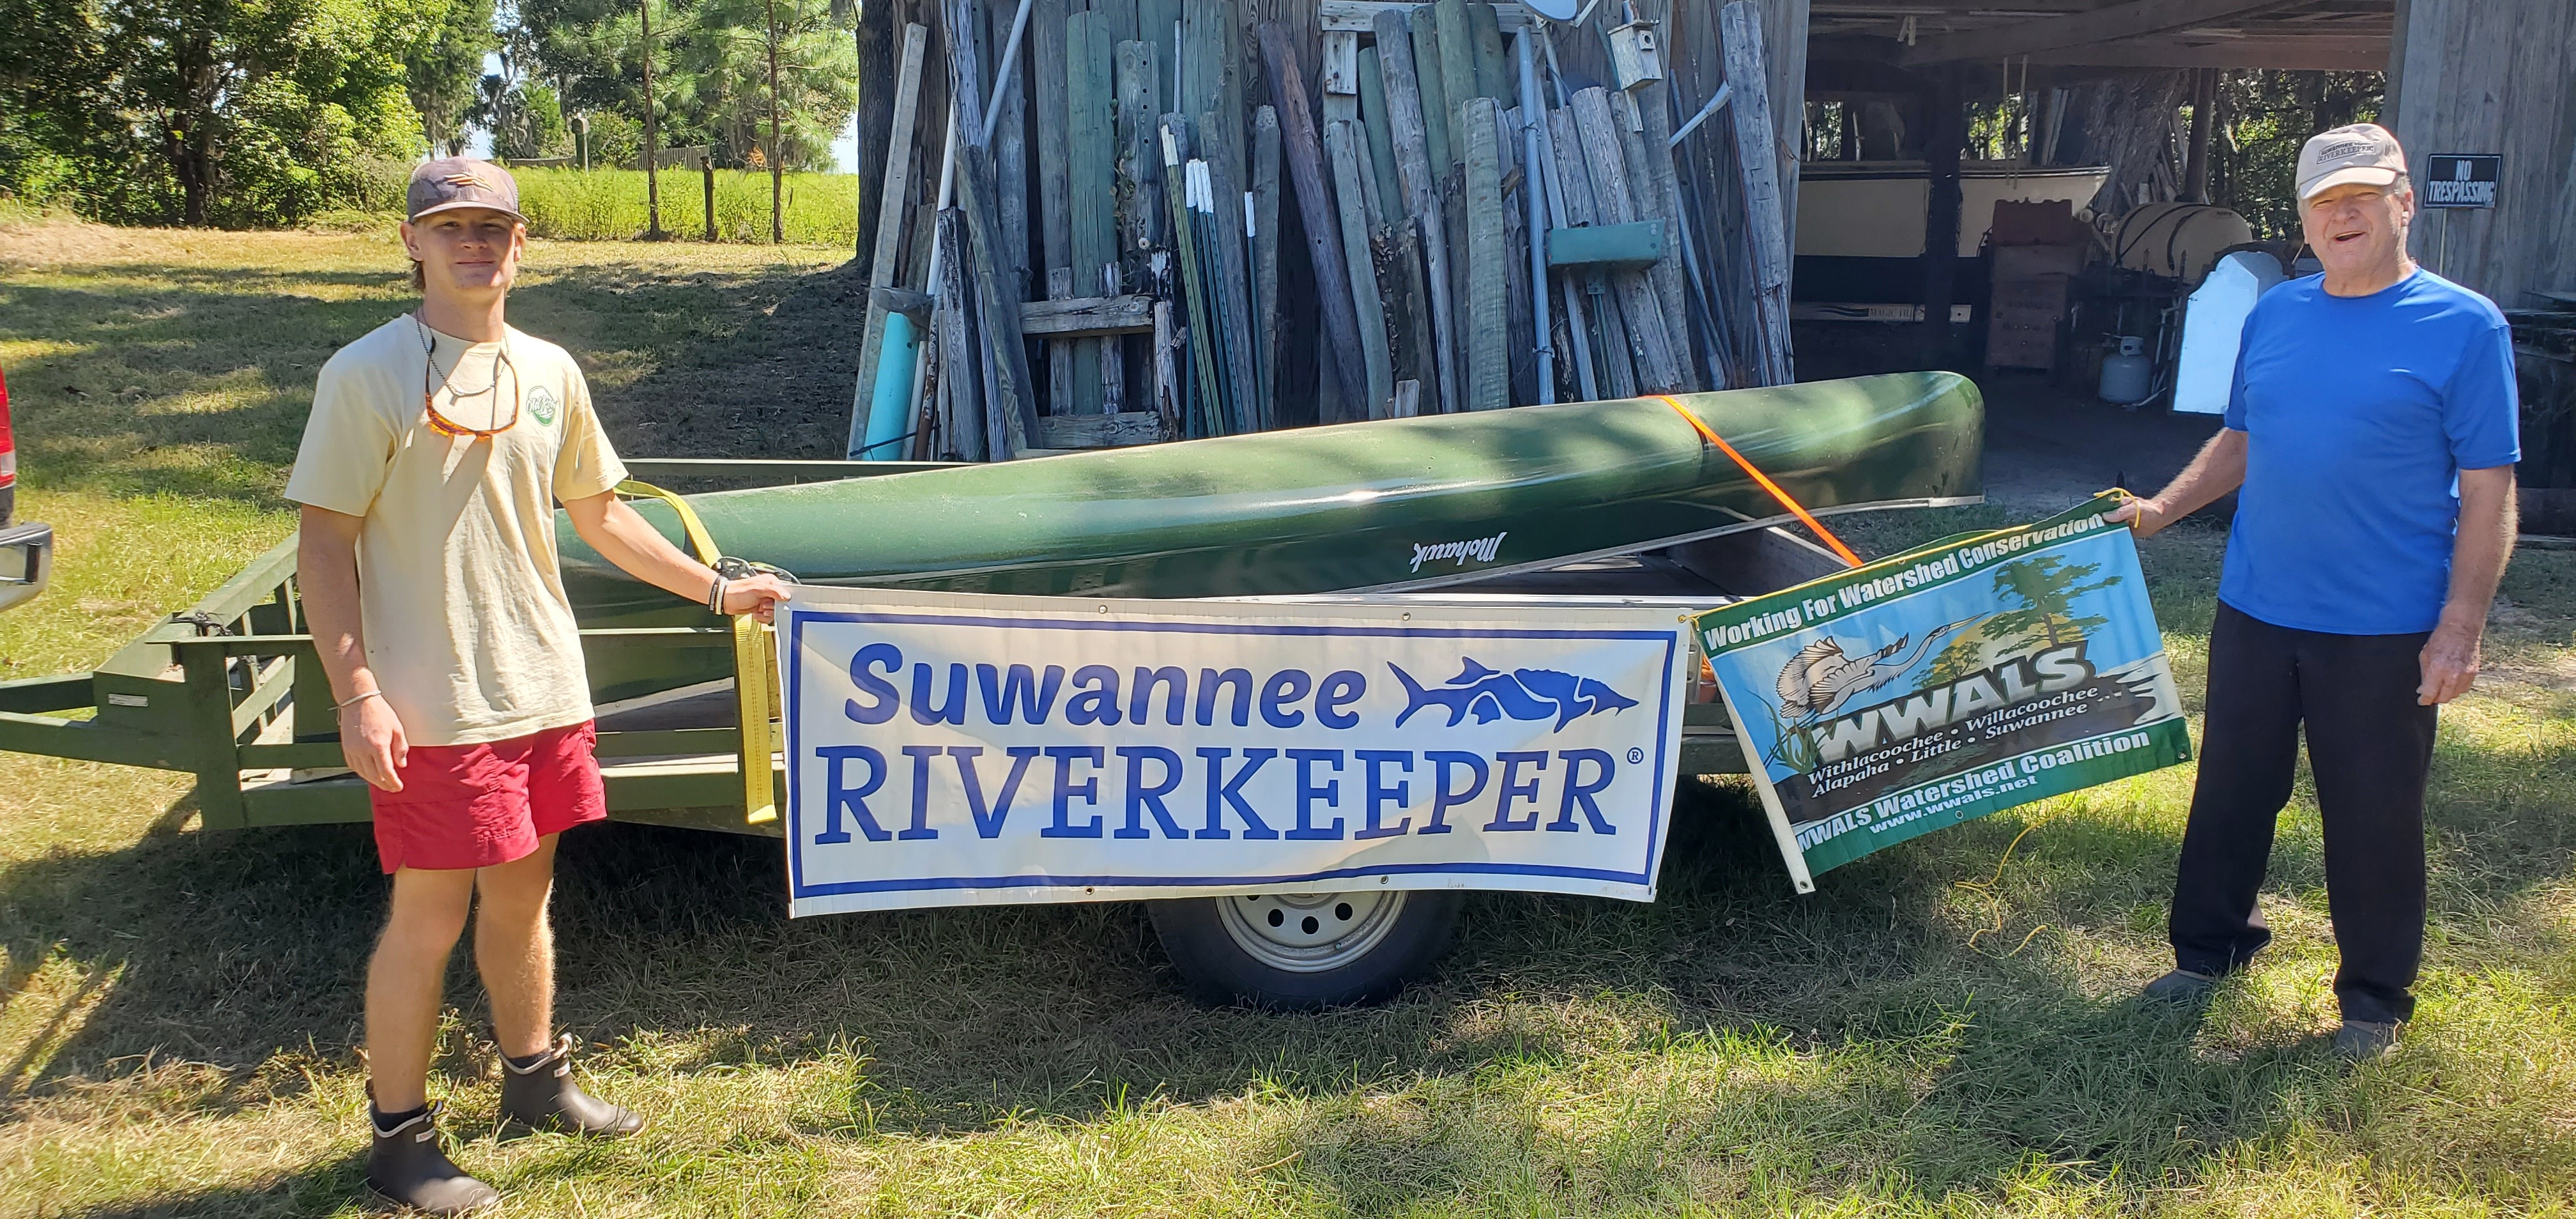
[1319,0,1533,33]
[1096,0,1138,42]
[956,141,1041,457]
[1321,30,1361,95]
[1388,378,1421,418]
[1354,46,1406,233]
[1181,0,1238,185]
[1033,410,1171,448]
[1384,216,1436,395]
[1572,86,1681,393]
[1020,293,1157,336]
[849,22,930,457]
[1434,0,1480,112]
[1459,97,1509,411]
[1901,0,2296,66]
[1114,39,1163,282]
[1114,36,1162,415]
[1251,105,1283,429]
[1719,0,1795,385]
[990,0,1031,296]
[1068,9,1118,413]
[1467,1,1509,103]
[1200,129,1262,435]
[1373,7,1458,414]
[931,209,984,459]
[1138,0,1183,109]
[1257,20,1370,421]
[1407,7,1453,181]
[1150,298,1180,433]
[1550,103,1636,401]
[1034,0,1072,275]
[1033,0,1073,417]
[1498,98,1533,404]
[1324,119,1395,416]
[1611,87,1696,390]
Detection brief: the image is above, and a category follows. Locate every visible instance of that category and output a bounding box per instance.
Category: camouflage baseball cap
[406,158,525,223]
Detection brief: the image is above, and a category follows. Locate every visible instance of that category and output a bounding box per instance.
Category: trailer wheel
[1148,889,1463,1009]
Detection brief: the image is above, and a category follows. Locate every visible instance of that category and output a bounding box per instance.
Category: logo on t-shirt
[528,385,559,427]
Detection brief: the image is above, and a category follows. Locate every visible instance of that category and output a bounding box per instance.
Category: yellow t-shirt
[285,316,628,747]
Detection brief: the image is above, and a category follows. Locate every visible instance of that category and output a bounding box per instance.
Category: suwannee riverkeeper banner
[778,588,1690,916]
[1694,494,2191,889]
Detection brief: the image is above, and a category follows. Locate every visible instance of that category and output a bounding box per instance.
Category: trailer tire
[1148,889,1463,1009]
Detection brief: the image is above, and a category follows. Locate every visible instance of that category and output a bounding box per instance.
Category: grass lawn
[4,217,2576,1216]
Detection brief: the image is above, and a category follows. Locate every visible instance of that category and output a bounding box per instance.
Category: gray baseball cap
[407,158,525,223]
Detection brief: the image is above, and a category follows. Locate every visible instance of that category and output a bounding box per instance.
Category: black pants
[2169,602,2437,1025]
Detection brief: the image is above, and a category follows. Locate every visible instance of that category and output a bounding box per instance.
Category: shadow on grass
[0,254,870,510]
[12,724,2571,1213]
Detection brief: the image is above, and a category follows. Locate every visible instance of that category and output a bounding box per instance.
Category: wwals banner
[778,588,1689,916]
[1693,495,2190,889]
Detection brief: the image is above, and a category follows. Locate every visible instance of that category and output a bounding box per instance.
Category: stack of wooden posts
[847,0,1794,462]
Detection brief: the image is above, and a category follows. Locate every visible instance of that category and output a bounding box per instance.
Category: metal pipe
[1668,82,1729,148]
[1528,34,1597,402]
[1515,33,1555,405]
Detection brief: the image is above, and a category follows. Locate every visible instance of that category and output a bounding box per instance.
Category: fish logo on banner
[1390,659,1640,730]
[778,591,1690,917]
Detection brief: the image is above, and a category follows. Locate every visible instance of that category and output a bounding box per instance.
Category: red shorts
[368,721,608,873]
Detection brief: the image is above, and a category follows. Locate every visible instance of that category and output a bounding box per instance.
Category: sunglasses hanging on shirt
[413,313,519,438]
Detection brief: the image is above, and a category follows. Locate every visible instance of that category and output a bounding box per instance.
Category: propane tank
[2099,336,2155,406]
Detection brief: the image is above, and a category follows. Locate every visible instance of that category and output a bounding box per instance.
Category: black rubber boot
[367,1102,499,1216]
[497,1034,645,1137]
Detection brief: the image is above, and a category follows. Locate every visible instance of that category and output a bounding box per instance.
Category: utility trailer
[0,457,1871,1006]
[0,372,1985,1004]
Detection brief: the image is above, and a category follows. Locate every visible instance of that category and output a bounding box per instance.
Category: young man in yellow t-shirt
[287,160,791,1215]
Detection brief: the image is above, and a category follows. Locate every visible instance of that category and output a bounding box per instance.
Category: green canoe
[564,372,1982,701]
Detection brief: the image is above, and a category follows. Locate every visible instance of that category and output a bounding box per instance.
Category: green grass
[508,167,862,246]
[4,218,2576,1216]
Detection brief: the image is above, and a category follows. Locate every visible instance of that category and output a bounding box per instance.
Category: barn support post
[1918,65,1964,367]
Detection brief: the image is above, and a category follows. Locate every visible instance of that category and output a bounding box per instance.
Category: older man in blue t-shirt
[2111,123,2519,1061]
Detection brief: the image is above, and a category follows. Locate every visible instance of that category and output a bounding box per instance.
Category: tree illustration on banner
[1985,556,2120,650]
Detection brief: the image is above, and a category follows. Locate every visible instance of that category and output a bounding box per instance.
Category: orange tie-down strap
[1654,394,1863,569]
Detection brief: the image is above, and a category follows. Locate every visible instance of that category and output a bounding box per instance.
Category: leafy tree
[664,0,855,172]
[2211,71,2383,239]
[0,0,424,225]
[1985,556,2119,649]
[395,0,496,155]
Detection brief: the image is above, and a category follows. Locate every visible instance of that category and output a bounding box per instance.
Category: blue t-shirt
[2220,268,2520,635]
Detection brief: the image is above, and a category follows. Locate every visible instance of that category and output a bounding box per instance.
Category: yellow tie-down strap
[616,480,779,826]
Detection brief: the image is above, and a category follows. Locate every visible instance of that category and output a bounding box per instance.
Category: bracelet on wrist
[334,688,384,714]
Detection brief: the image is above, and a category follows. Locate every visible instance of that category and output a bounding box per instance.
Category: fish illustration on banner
[1391,659,1642,729]
[1694,494,2193,889]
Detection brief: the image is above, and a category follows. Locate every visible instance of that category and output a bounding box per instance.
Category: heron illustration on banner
[1774,618,1986,723]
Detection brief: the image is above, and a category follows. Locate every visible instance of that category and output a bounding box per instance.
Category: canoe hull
[564,372,1982,701]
